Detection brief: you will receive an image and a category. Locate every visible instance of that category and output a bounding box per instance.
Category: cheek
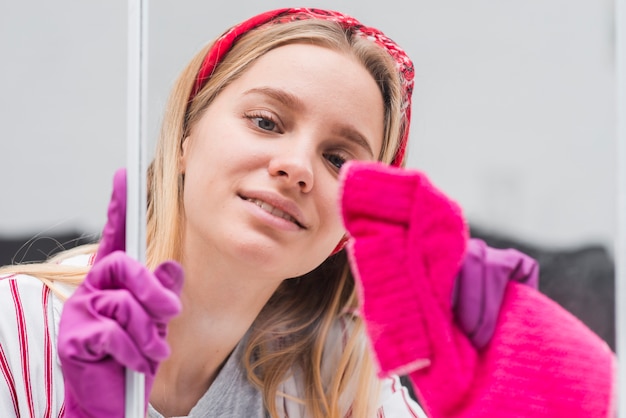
[327,205,345,235]
[319,190,346,242]
[181,172,206,225]
[180,149,222,220]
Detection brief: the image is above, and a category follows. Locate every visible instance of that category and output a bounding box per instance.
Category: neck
[149,237,282,416]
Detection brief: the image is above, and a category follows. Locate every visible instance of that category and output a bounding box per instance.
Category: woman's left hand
[57,169,184,417]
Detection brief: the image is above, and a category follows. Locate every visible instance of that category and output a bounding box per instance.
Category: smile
[244,197,305,228]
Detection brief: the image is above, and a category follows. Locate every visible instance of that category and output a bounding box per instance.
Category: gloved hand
[58,169,184,417]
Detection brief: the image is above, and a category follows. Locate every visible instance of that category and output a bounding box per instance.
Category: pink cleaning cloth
[340,161,614,417]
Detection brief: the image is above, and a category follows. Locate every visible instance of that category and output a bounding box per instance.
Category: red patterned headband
[190,8,414,167]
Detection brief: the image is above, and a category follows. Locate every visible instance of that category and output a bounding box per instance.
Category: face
[180,43,384,280]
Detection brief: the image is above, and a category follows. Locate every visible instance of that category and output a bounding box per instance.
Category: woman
[0,8,614,418]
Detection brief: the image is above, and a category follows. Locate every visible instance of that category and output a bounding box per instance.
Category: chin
[232,240,328,279]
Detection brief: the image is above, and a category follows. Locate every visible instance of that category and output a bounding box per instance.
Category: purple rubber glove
[58,168,184,417]
[453,238,539,349]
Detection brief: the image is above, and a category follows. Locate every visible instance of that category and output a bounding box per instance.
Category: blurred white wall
[0,0,616,251]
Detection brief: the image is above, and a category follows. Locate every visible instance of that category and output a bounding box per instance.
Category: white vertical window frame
[125,0,148,416]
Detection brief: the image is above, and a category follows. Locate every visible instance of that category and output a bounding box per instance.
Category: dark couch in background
[470,226,615,351]
[0,232,96,266]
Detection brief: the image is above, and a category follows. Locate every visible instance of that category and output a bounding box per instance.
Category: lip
[238,190,308,230]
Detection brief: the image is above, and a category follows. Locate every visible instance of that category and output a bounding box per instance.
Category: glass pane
[0,1,127,262]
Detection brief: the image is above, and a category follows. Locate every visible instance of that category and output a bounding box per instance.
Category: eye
[254,117,276,131]
[324,152,347,170]
[245,111,280,132]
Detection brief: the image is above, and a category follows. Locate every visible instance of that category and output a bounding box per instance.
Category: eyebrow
[243,87,305,111]
[242,87,376,158]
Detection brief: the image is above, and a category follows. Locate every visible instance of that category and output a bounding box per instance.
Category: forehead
[223,43,386,156]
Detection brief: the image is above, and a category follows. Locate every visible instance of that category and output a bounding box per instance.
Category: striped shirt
[0,272,69,417]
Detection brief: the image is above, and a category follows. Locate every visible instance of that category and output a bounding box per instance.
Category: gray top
[147,337,265,418]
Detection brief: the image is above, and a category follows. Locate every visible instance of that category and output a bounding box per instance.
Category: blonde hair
[1,18,406,418]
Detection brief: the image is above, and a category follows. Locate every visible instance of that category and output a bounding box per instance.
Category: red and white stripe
[10,279,36,418]
[42,285,53,418]
[0,343,19,416]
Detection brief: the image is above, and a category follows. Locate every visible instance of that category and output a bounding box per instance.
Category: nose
[268,147,315,193]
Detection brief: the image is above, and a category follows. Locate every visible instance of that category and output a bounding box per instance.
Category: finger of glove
[453,239,539,349]
[503,248,539,289]
[153,260,185,297]
[89,319,157,375]
[453,239,502,349]
[85,251,182,321]
[90,290,172,362]
[94,168,127,264]
[61,291,167,372]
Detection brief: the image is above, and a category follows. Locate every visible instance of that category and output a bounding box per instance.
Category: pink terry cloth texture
[340,161,614,418]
